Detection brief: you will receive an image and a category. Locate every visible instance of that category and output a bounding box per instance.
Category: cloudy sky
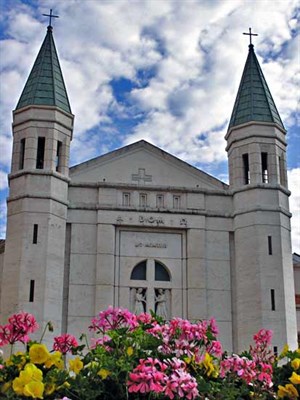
[0,0,299,252]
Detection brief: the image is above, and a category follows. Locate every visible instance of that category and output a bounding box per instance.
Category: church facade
[0,25,297,353]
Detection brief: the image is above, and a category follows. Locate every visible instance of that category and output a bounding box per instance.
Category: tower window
[242,154,250,184]
[271,289,275,311]
[273,346,278,356]
[122,193,130,206]
[29,280,35,302]
[36,137,45,169]
[261,152,269,183]
[279,156,286,186]
[173,195,181,209]
[33,224,38,244]
[268,236,272,255]
[56,141,62,172]
[19,138,26,169]
[156,195,164,208]
[139,193,147,207]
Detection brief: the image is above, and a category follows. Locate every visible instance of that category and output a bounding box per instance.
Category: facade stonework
[0,28,298,353]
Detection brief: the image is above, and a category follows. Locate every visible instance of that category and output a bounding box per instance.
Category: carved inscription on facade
[135,242,167,248]
[139,216,164,225]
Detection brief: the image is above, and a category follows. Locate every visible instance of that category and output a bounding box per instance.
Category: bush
[0,308,299,399]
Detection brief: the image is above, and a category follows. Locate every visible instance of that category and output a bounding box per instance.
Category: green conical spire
[16,26,71,113]
[228,44,284,131]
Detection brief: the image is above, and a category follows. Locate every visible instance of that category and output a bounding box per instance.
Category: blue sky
[0,0,299,251]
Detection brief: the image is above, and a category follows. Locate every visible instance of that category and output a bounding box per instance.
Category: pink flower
[90,335,112,351]
[128,358,166,394]
[207,340,223,357]
[53,333,78,354]
[137,312,153,324]
[253,329,272,347]
[89,306,138,333]
[0,312,38,346]
[164,359,199,399]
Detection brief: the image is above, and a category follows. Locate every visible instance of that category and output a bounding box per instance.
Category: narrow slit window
[242,154,250,184]
[261,152,269,183]
[56,140,63,172]
[279,156,286,186]
[139,193,147,207]
[173,195,181,209]
[271,289,275,311]
[156,195,164,208]
[273,346,278,356]
[33,224,38,244]
[19,138,26,169]
[268,236,272,255]
[36,137,45,169]
[29,280,35,302]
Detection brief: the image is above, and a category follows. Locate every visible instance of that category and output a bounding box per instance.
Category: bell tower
[226,32,297,351]
[0,20,74,343]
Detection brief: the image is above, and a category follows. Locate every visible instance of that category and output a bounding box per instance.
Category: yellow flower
[98,368,111,380]
[201,353,218,377]
[289,371,300,385]
[280,344,289,357]
[25,363,43,381]
[44,351,63,369]
[44,382,56,395]
[291,358,300,370]
[126,347,134,356]
[278,383,299,399]
[12,363,43,396]
[29,343,50,364]
[23,381,44,399]
[69,357,84,374]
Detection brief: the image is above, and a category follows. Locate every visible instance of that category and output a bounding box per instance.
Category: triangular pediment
[70,140,227,191]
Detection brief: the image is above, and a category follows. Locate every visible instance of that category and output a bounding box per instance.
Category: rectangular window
[268,236,272,255]
[36,137,45,169]
[261,152,269,183]
[273,346,278,356]
[56,140,62,172]
[139,193,147,207]
[242,154,250,184]
[33,224,38,244]
[156,194,164,208]
[29,280,35,302]
[173,195,181,209]
[271,289,275,311]
[19,138,26,169]
[122,193,130,206]
[279,156,285,186]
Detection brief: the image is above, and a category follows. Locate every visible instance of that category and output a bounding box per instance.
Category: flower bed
[0,308,299,399]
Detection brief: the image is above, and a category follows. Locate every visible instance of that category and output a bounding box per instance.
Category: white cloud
[288,168,300,253]
[0,0,299,241]
[0,198,7,239]
[0,171,8,190]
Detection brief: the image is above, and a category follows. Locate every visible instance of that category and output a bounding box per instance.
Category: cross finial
[42,9,59,27]
[243,27,258,46]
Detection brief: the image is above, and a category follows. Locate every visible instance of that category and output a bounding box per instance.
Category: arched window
[131,260,147,280]
[155,261,170,281]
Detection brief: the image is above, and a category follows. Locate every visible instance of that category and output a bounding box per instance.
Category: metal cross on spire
[42,9,59,27]
[243,27,258,45]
